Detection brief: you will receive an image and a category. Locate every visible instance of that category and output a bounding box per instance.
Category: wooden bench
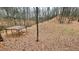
[5,26,27,36]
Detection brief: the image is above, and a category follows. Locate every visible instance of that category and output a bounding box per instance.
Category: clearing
[0,18,79,51]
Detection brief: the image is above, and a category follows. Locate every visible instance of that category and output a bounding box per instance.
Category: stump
[0,34,3,42]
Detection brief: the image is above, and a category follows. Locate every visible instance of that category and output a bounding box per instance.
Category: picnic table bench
[5,26,27,36]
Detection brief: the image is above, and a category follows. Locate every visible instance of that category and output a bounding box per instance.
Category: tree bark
[0,33,3,42]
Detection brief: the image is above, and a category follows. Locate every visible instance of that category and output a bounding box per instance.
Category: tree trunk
[0,33,3,42]
[36,7,39,42]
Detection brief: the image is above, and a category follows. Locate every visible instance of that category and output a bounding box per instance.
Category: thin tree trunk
[23,7,26,26]
[36,7,39,42]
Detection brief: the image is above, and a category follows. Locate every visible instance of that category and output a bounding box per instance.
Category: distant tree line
[0,7,79,24]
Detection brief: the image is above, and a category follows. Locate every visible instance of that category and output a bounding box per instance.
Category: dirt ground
[0,18,79,51]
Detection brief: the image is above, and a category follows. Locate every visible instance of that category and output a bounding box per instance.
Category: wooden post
[36,7,39,42]
[11,29,14,37]
[5,29,7,35]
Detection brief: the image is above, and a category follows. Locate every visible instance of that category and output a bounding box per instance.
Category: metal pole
[36,7,39,42]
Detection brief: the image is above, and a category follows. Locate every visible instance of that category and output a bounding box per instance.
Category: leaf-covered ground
[0,19,79,51]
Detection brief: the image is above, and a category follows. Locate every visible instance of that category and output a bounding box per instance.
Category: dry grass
[0,18,79,50]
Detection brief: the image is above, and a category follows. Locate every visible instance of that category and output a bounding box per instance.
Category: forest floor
[0,18,79,51]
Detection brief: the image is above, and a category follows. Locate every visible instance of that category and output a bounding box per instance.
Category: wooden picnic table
[5,26,26,36]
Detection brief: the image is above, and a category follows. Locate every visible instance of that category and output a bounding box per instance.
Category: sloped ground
[0,19,79,51]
